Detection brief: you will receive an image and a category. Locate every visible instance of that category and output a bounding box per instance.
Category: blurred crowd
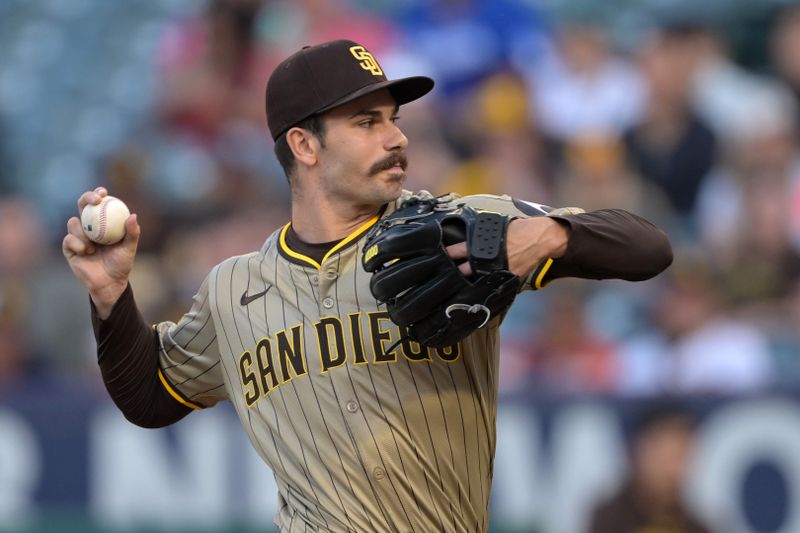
[2,0,800,399]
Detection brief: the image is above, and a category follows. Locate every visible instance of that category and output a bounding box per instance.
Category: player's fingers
[62,232,91,258]
[446,242,467,260]
[77,188,106,213]
[66,217,96,254]
[445,242,472,276]
[66,216,85,237]
[121,214,141,248]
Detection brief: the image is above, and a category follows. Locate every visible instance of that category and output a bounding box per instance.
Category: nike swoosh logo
[240,285,272,306]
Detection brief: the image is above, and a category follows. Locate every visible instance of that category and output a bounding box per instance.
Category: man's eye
[359,120,373,128]
[390,116,400,124]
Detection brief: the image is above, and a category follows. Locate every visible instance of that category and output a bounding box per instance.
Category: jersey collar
[278,206,386,269]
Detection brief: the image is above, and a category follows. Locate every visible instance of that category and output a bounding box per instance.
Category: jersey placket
[318,250,414,530]
[318,265,338,312]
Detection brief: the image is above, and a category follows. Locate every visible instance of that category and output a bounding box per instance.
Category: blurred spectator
[0,198,46,382]
[438,72,552,200]
[399,0,549,98]
[617,250,774,395]
[156,0,294,215]
[260,0,400,56]
[624,25,718,224]
[157,0,271,144]
[688,23,785,143]
[526,282,620,394]
[695,80,800,317]
[498,293,545,393]
[717,168,800,312]
[0,114,11,195]
[588,404,711,533]
[0,278,28,385]
[554,133,673,229]
[775,280,800,384]
[770,5,800,126]
[0,197,101,377]
[523,21,645,142]
[0,198,45,287]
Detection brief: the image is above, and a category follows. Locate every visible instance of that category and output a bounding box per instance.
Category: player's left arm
[450,195,673,288]
[512,208,673,289]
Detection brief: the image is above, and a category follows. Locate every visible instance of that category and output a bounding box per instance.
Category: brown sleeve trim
[540,209,673,285]
[91,284,193,428]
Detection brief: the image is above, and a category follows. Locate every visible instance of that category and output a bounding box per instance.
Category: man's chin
[384,169,406,185]
[372,173,405,203]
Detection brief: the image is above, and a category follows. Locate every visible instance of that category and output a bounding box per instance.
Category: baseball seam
[97,201,108,242]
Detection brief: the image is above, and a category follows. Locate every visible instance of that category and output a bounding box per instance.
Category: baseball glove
[362,196,521,348]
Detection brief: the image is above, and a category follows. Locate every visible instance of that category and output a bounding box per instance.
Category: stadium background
[2,0,800,531]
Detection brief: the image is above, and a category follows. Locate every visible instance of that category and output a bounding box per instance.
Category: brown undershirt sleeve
[536,209,673,286]
[91,284,192,428]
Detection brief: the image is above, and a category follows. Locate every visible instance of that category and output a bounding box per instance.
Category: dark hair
[633,400,696,439]
[273,114,326,184]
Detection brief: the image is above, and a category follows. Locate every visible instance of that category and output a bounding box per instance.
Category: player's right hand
[62,187,141,319]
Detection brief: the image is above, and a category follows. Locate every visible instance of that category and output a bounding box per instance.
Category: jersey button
[310,274,319,285]
[345,401,359,413]
[322,297,334,309]
[373,467,385,481]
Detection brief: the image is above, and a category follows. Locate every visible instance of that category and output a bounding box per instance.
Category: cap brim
[317,76,434,115]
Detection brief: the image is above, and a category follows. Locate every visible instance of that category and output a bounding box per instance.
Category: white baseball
[81,195,130,245]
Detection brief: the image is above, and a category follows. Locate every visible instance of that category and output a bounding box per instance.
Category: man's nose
[385,122,408,151]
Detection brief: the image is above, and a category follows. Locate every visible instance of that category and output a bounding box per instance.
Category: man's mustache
[369,152,408,176]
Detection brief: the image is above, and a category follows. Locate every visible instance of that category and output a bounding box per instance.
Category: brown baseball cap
[266,40,434,140]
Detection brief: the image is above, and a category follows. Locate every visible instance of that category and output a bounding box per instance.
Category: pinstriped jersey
[155,191,550,532]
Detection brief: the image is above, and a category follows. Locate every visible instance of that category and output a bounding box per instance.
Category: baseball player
[62,40,672,532]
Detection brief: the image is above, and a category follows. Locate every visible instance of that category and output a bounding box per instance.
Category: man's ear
[286,127,320,167]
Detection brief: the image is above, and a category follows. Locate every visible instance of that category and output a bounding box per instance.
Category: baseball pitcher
[63,40,672,532]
